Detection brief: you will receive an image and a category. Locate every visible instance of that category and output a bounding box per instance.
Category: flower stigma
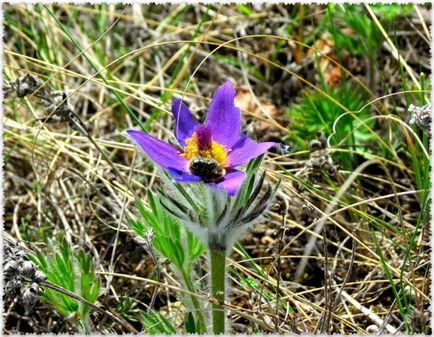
[180,125,230,166]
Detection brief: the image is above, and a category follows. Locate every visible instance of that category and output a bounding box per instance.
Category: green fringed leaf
[130,191,204,272]
[31,236,99,328]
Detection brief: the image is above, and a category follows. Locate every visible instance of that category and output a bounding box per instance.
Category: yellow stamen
[180,132,230,166]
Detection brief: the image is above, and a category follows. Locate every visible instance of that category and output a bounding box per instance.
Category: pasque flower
[127,80,280,335]
[126,80,275,195]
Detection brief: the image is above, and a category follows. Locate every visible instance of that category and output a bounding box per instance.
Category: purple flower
[126,80,275,196]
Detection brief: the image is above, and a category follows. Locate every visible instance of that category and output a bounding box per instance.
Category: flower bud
[20,260,36,278]
[5,279,22,293]
[32,271,46,283]
[22,287,37,307]
[14,250,27,260]
[4,260,19,275]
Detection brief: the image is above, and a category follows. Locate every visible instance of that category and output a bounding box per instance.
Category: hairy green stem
[210,249,226,335]
[181,271,207,334]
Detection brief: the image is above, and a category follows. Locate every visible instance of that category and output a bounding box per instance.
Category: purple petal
[172,98,199,147]
[205,80,241,147]
[210,169,246,196]
[227,136,275,168]
[126,130,188,172]
[230,133,254,150]
[168,168,202,182]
